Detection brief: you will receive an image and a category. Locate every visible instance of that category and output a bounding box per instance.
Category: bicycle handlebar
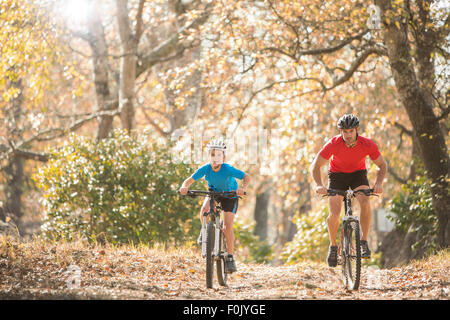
[178,190,246,198]
[325,188,377,197]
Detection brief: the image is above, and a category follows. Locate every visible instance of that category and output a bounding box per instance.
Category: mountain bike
[325,188,377,290]
[180,190,244,289]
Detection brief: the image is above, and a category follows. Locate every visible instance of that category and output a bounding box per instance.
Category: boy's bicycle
[324,188,378,290]
[180,190,244,289]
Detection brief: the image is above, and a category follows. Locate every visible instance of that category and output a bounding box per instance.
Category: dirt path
[0,238,448,300]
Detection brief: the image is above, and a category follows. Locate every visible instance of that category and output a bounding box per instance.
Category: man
[179,139,250,273]
[310,114,387,267]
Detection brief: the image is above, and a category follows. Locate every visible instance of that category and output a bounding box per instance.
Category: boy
[179,139,250,273]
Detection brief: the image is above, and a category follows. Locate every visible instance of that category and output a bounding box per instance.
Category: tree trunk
[253,181,271,241]
[116,0,140,133]
[87,2,115,140]
[2,78,25,223]
[377,0,450,247]
[3,157,24,223]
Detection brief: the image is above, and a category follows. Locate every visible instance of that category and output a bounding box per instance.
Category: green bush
[34,129,201,245]
[388,170,438,254]
[281,204,330,264]
[233,220,273,263]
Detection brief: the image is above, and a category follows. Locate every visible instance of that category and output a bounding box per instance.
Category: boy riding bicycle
[179,139,251,273]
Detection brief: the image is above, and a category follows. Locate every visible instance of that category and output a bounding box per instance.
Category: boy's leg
[223,211,235,255]
[197,197,211,244]
[199,197,211,223]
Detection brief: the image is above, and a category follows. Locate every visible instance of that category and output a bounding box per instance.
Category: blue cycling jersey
[191,163,246,192]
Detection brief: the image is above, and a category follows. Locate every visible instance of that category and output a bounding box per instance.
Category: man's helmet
[337,114,360,129]
[206,139,227,151]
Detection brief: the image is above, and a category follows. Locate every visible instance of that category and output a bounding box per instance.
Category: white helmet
[206,139,227,151]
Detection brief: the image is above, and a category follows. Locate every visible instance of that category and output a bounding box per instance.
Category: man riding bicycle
[310,114,387,267]
[179,139,251,273]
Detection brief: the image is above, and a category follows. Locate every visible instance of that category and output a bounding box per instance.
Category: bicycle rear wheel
[342,220,361,290]
[216,222,228,286]
[205,220,215,288]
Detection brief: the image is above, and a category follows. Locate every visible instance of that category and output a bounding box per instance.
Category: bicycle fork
[214,221,221,259]
[201,217,207,257]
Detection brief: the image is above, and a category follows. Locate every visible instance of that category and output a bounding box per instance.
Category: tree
[68,0,214,140]
[376,0,449,247]
[214,0,449,248]
[0,0,86,221]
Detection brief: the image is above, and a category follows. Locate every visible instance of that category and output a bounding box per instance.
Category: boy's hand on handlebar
[179,187,189,195]
[236,188,246,196]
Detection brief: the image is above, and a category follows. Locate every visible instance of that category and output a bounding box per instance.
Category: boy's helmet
[206,139,227,151]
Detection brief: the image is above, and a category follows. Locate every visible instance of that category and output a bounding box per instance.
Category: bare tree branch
[136,1,214,78]
[0,109,121,167]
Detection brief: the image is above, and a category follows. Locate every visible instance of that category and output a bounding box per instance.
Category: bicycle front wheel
[342,220,361,290]
[216,222,228,286]
[205,220,215,288]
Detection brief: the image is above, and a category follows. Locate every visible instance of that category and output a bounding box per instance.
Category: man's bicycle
[325,188,378,290]
[180,190,244,289]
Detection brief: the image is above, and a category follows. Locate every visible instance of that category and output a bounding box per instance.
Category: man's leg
[355,185,371,241]
[328,195,343,246]
[355,185,372,258]
[326,195,343,267]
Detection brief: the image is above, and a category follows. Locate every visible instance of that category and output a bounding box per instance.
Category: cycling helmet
[206,139,227,151]
[337,114,360,129]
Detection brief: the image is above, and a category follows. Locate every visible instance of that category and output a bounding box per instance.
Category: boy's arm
[237,174,250,195]
[179,177,195,195]
[242,174,250,191]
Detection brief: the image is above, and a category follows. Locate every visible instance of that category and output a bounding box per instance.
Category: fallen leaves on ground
[0,236,448,300]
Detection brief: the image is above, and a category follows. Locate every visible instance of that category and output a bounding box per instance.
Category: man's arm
[372,154,387,194]
[310,154,329,194]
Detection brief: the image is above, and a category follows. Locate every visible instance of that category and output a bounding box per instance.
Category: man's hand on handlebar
[179,187,188,195]
[372,182,383,194]
[315,185,328,195]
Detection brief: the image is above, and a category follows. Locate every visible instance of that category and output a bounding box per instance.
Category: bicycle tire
[216,225,228,286]
[205,220,215,288]
[342,221,361,290]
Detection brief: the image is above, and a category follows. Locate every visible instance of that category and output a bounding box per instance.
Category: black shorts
[328,169,370,191]
[216,196,239,213]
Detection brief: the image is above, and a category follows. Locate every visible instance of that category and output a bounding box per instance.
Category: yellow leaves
[2,86,20,102]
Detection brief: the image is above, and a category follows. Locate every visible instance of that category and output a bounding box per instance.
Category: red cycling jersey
[319,135,381,173]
